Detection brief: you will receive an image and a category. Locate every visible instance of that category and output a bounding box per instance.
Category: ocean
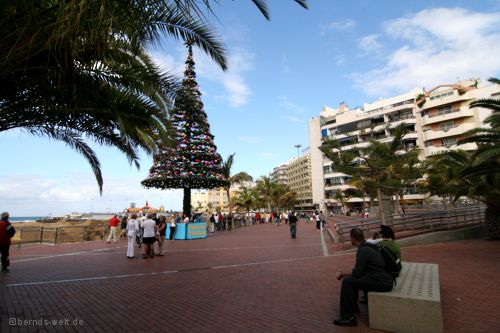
[10,216,45,223]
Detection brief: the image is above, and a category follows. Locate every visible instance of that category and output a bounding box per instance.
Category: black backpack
[367,243,402,279]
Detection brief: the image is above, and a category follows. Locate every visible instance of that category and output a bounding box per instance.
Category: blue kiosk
[166,222,207,240]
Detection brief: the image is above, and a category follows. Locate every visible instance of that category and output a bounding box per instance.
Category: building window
[430,91,454,101]
[439,121,455,131]
[442,137,458,147]
[436,105,453,116]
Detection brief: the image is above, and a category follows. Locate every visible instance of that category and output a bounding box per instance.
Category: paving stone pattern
[0,220,499,332]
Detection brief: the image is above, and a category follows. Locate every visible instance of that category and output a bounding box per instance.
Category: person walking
[169,214,178,240]
[288,211,298,239]
[155,215,167,256]
[119,214,128,239]
[106,214,120,243]
[315,210,321,230]
[126,213,139,258]
[333,228,394,326]
[142,214,157,258]
[0,212,15,272]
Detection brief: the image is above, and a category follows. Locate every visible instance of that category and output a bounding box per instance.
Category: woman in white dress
[126,213,139,258]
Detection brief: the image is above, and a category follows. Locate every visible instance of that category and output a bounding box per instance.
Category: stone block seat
[368,262,443,333]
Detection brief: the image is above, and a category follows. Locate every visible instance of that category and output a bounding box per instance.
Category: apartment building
[415,80,500,157]
[270,161,289,185]
[309,80,499,214]
[191,181,254,213]
[309,88,424,213]
[286,150,314,211]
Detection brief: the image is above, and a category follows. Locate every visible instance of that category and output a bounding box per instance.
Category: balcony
[420,91,470,110]
[388,118,416,129]
[324,184,354,191]
[423,123,475,141]
[421,107,474,126]
[383,104,414,114]
[402,132,419,140]
[424,142,477,157]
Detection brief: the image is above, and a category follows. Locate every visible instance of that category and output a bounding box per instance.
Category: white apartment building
[416,80,499,157]
[309,80,500,214]
[270,161,289,185]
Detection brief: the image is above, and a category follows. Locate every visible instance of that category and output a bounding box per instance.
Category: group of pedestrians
[108,213,177,259]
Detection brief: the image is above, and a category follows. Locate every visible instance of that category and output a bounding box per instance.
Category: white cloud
[335,55,347,66]
[151,45,254,108]
[196,47,254,107]
[283,116,303,123]
[279,96,305,114]
[237,136,260,143]
[0,174,183,216]
[323,19,357,33]
[358,34,383,54]
[352,8,500,96]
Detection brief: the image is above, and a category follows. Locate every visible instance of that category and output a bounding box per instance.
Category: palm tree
[1,0,308,193]
[221,153,254,213]
[334,190,348,215]
[320,123,423,223]
[425,153,466,208]
[453,77,500,238]
[1,1,228,193]
[255,176,275,212]
[233,187,257,222]
[426,149,500,239]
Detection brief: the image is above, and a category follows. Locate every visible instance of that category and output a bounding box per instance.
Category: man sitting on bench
[333,228,394,327]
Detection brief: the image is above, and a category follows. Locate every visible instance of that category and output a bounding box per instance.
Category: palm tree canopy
[1,0,308,194]
[230,172,254,185]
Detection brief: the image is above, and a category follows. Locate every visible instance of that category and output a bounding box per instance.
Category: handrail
[334,205,485,244]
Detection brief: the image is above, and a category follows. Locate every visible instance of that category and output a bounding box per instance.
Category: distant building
[270,160,290,185]
[286,150,314,211]
[191,181,254,213]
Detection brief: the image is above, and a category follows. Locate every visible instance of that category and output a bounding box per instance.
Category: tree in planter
[142,44,228,217]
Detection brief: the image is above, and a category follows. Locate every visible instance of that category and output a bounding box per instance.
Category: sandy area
[12,219,110,244]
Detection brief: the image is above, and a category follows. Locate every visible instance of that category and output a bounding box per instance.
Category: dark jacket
[0,218,15,246]
[352,242,393,284]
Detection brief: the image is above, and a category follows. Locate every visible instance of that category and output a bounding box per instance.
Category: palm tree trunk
[377,187,386,225]
[226,188,232,214]
[485,206,500,240]
[393,192,403,216]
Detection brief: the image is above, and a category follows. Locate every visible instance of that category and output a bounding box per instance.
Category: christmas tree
[142,43,228,217]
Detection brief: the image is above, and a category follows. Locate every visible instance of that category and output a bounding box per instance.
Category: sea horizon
[9,216,45,222]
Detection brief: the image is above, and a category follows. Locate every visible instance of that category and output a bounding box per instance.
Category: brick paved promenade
[1,219,499,332]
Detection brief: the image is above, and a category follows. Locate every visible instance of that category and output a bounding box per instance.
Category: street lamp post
[294,144,302,158]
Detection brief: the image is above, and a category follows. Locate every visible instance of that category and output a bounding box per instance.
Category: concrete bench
[368,262,443,333]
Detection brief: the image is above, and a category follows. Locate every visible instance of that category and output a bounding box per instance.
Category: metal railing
[12,224,109,247]
[334,205,485,244]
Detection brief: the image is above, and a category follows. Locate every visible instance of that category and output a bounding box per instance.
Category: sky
[2,0,500,216]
